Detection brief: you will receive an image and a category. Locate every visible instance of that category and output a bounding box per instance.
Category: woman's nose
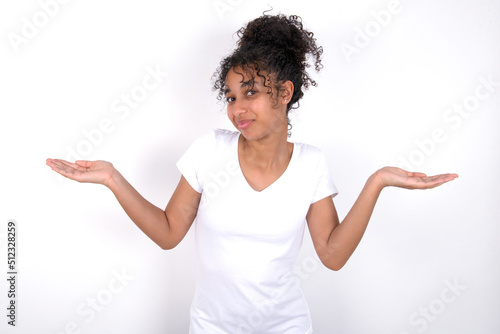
[232,98,247,116]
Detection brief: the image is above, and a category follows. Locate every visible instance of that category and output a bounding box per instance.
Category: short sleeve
[176,131,215,193]
[311,151,338,204]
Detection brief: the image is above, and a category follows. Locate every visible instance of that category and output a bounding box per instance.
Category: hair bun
[237,14,322,71]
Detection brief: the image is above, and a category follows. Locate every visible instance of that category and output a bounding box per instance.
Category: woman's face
[224,67,288,142]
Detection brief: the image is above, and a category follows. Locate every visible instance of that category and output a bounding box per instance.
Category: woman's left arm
[306,167,458,271]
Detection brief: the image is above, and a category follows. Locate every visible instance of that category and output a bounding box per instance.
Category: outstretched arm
[46,159,201,249]
[306,167,458,271]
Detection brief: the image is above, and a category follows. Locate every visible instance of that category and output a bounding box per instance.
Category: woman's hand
[46,159,116,187]
[373,167,458,190]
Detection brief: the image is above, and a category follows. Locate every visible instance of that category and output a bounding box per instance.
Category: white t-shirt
[177,129,338,334]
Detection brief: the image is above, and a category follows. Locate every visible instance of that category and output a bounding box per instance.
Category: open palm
[375,167,458,190]
[46,159,115,185]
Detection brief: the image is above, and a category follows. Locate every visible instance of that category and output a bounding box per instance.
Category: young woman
[46,13,458,334]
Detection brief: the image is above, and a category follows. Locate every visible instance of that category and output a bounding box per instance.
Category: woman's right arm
[46,159,201,249]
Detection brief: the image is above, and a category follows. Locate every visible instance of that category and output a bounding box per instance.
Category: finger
[415,174,458,189]
[75,160,94,168]
[408,171,427,178]
[58,159,80,168]
[47,159,83,177]
[47,158,73,168]
[52,167,73,178]
[57,159,91,173]
[425,173,458,182]
[46,158,64,166]
[46,159,71,170]
[48,163,78,179]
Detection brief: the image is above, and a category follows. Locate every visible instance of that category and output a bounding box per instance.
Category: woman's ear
[281,80,294,105]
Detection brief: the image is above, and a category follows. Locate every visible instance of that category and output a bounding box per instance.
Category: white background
[1,0,499,333]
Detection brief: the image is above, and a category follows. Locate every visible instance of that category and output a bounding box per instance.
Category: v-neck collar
[235,133,296,193]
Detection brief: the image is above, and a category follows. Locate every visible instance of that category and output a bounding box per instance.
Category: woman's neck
[239,130,292,170]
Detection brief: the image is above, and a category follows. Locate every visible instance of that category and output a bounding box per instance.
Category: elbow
[157,239,179,250]
[325,261,345,271]
[319,250,348,271]
[159,243,174,250]
[317,245,347,271]
[158,242,177,250]
[157,216,180,250]
[320,256,346,271]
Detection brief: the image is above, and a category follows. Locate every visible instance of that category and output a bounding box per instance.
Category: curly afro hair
[213,13,323,130]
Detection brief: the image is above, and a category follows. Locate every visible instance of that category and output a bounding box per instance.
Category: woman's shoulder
[211,128,240,142]
[190,128,238,144]
[200,129,239,150]
[185,129,238,156]
[292,140,324,160]
[291,140,333,175]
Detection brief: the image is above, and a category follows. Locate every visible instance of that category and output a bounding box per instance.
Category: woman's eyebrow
[224,79,258,95]
[240,78,255,89]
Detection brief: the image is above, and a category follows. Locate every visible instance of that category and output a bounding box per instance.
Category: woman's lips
[237,119,253,130]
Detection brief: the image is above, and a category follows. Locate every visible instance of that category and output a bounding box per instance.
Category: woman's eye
[225,90,256,103]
